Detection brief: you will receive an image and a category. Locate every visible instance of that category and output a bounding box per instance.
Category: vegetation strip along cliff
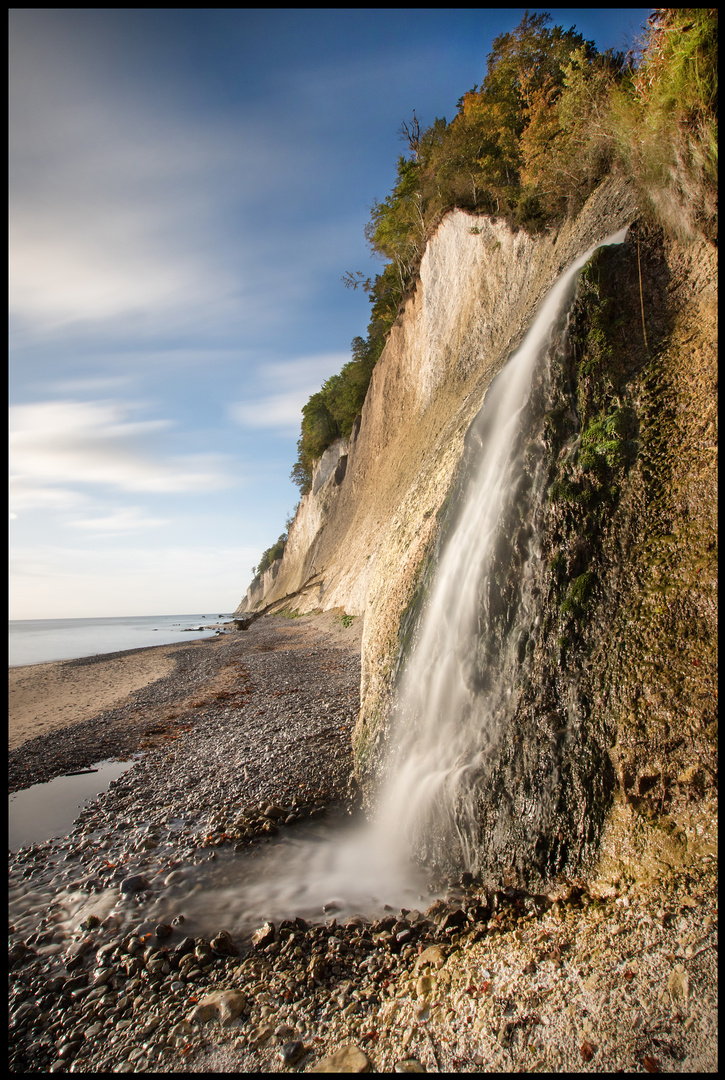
[271,8,716,520]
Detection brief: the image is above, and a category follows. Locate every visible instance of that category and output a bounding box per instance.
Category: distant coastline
[8,612,233,668]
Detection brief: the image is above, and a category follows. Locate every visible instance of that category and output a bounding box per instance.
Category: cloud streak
[10,15,290,334]
[68,507,168,534]
[9,400,237,514]
[9,104,236,330]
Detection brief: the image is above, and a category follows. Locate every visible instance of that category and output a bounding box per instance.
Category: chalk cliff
[235,175,717,890]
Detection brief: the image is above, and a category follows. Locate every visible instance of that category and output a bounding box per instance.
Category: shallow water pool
[8,757,137,851]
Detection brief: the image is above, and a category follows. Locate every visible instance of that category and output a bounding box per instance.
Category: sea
[8,612,234,668]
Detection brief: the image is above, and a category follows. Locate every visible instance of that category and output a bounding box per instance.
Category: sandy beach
[8,612,363,756]
[8,644,186,751]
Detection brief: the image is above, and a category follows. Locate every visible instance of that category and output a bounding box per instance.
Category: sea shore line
[10,642,183,754]
[8,612,717,1073]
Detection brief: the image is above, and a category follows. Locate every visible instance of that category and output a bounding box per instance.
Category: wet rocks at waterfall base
[8,849,718,1072]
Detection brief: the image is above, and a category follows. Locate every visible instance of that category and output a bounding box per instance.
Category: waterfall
[374,227,629,878]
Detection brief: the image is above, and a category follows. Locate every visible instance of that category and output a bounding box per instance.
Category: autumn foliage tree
[520,46,626,220]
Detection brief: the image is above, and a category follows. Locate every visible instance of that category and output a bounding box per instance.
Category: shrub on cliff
[608,8,718,242]
[519,44,626,221]
[291,333,382,494]
[253,531,288,577]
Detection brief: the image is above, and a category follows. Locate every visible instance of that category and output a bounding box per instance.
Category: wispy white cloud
[10,400,171,440]
[8,483,90,515]
[231,391,314,432]
[265,356,352,383]
[9,89,219,328]
[45,375,135,395]
[229,352,349,433]
[68,507,168,533]
[9,206,195,327]
[9,400,237,516]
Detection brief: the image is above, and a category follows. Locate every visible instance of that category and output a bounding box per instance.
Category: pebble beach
[8,611,718,1073]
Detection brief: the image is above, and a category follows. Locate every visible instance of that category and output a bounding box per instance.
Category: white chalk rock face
[234,179,639,727]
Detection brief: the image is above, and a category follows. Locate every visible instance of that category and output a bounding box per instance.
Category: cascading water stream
[373,226,629,879]
[166,227,630,929]
[194,226,631,926]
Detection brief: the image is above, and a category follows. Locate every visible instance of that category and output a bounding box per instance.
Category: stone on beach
[309,1042,372,1072]
[251,921,275,949]
[414,944,447,971]
[119,874,149,894]
[188,989,247,1026]
[210,930,239,956]
[279,1039,307,1065]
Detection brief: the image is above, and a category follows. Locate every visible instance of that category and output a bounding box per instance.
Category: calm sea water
[8,613,233,668]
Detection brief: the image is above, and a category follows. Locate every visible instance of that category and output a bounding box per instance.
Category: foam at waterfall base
[150,816,436,940]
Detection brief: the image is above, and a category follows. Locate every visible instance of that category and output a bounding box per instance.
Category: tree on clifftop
[289,9,718,495]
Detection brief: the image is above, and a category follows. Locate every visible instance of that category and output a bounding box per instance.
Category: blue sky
[9,8,651,619]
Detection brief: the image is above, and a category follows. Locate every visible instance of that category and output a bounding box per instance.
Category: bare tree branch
[399,111,421,160]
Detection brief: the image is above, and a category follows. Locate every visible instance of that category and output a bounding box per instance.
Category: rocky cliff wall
[234,175,717,890]
[381,217,718,891]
